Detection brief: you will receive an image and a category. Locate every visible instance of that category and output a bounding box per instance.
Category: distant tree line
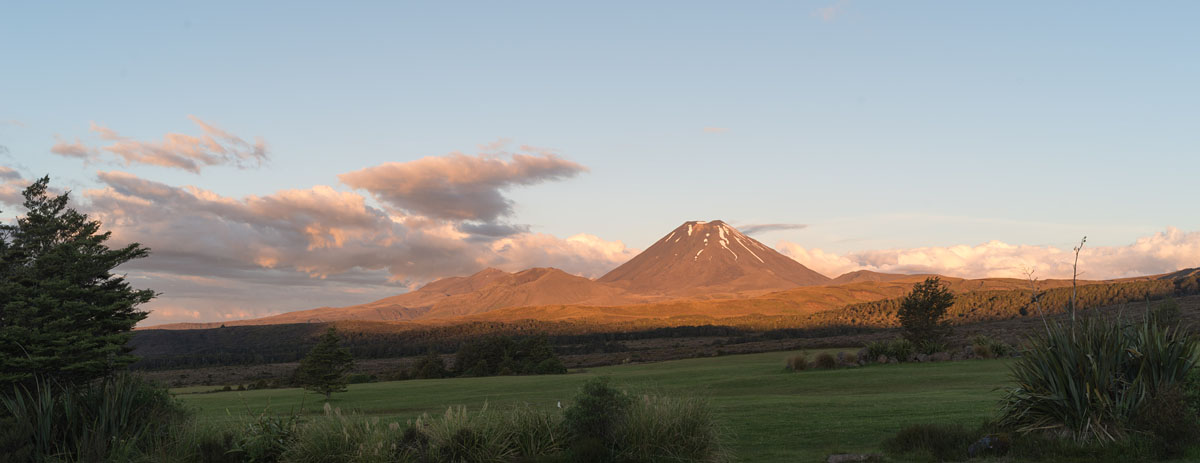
[128,273,1200,371]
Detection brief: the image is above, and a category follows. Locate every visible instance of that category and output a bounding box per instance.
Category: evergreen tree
[411,349,447,379]
[897,276,955,346]
[297,327,354,399]
[0,177,155,387]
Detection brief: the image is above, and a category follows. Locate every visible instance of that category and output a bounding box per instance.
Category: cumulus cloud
[338,147,587,222]
[777,228,1200,280]
[489,233,638,278]
[79,168,630,323]
[739,223,808,235]
[50,116,268,173]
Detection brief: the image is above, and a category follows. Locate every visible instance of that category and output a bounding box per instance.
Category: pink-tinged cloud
[338,148,587,222]
[82,170,632,324]
[50,137,95,159]
[0,166,30,206]
[52,116,268,173]
[489,233,639,278]
[777,228,1200,280]
[702,127,729,134]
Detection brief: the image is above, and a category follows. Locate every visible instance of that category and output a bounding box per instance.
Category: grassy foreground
[178,349,1013,462]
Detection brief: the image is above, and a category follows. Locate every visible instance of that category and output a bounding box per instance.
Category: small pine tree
[898,277,955,345]
[296,327,354,400]
[0,177,156,387]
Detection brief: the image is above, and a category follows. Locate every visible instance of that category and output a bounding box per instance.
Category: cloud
[777,228,1200,280]
[739,223,808,235]
[489,233,638,278]
[338,147,587,222]
[702,127,729,134]
[79,168,629,323]
[0,166,30,206]
[50,116,267,173]
[815,0,849,22]
[50,137,95,159]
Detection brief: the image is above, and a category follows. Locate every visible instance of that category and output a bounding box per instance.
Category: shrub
[841,352,858,366]
[1129,385,1200,458]
[282,403,393,463]
[785,353,809,371]
[814,352,838,370]
[970,335,1011,359]
[564,378,632,452]
[998,316,1199,442]
[231,412,300,462]
[1152,298,1182,327]
[864,341,889,361]
[616,394,729,462]
[347,373,375,384]
[883,423,975,461]
[886,338,915,362]
[0,374,189,462]
[917,340,947,356]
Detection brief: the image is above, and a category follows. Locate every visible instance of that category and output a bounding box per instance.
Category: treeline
[129,272,1200,371]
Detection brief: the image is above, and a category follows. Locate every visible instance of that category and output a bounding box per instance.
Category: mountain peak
[598,220,830,294]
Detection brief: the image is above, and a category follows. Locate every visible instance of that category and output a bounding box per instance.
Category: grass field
[177,348,1014,462]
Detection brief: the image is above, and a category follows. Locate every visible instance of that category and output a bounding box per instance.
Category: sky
[2,1,1198,325]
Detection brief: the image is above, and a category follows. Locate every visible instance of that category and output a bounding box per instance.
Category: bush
[0,374,189,462]
[785,353,809,371]
[564,377,632,454]
[347,373,376,384]
[886,338,915,361]
[971,335,1011,359]
[864,341,889,361]
[998,316,1199,442]
[883,423,976,461]
[282,403,393,463]
[1130,385,1200,458]
[616,394,729,462]
[917,340,947,355]
[813,352,837,370]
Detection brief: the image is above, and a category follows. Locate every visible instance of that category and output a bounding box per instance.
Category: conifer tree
[0,177,155,387]
[297,326,355,400]
[897,276,955,346]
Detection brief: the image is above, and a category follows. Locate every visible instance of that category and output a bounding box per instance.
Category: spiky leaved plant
[998,314,1198,442]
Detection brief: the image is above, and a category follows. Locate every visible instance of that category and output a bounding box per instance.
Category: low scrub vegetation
[2,374,726,462]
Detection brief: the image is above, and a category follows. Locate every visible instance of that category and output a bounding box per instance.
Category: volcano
[597,220,831,295]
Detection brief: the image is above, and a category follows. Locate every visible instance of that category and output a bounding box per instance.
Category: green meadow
[177,349,1014,462]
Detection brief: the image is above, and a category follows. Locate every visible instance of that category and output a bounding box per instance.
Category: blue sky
[2,2,1198,324]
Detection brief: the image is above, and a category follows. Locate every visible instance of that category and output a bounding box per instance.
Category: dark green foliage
[0,177,156,387]
[412,350,448,379]
[917,340,946,355]
[436,428,486,462]
[970,335,1011,358]
[1152,298,1182,327]
[998,316,1199,442]
[297,327,355,400]
[0,373,189,461]
[1129,385,1200,458]
[564,377,632,460]
[883,423,975,461]
[897,277,955,346]
[230,413,300,462]
[391,425,430,462]
[347,373,375,384]
[454,335,566,377]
